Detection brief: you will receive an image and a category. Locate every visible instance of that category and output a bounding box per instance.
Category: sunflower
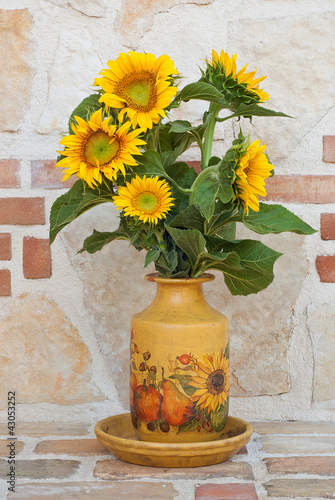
[94,52,178,132]
[55,109,146,188]
[189,350,229,414]
[113,175,174,225]
[211,49,269,102]
[235,140,273,215]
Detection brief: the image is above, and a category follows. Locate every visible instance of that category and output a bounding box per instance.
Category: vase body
[130,273,229,443]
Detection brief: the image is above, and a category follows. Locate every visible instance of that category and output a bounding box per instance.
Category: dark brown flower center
[206,369,225,395]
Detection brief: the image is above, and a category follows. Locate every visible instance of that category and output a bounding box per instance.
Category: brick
[316,255,335,282]
[264,175,335,203]
[0,439,24,456]
[34,438,109,456]
[261,435,335,453]
[94,459,254,481]
[265,479,335,498]
[323,135,335,163]
[0,233,11,260]
[188,160,201,174]
[195,483,258,500]
[321,213,335,240]
[251,421,335,434]
[0,269,11,296]
[23,237,51,279]
[0,458,80,479]
[31,160,76,189]
[264,456,335,475]
[0,198,45,225]
[0,159,20,187]
[0,422,89,437]
[8,481,178,499]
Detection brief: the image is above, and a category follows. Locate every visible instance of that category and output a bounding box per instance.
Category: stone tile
[264,456,335,476]
[7,481,178,499]
[0,10,34,132]
[261,435,335,454]
[252,421,335,435]
[0,440,24,456]
[0,294,104,409]
[94,458,254,480]
[0,422,89,437]
[264,479,335,498]
[307,304,335,406]
[195,483,258,500]
[0,458,80,479]
[35,439,109,456]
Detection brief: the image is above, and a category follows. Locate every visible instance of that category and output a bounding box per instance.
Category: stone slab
[261,435,335,454]
[7,481,178,499]
[0,458,80,479]
[0,422,90,437]
[0,440,24,457]
[252,421,335,435]
[265,479,335,498]
[264,456,335,476]
[34,439,109,456]
[94,458,254,480]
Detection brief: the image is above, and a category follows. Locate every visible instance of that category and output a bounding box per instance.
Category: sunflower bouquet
[50,50,315,296]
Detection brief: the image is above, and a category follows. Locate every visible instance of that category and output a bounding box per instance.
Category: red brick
[0,233,11,260]
[23,237,51,279]
[264,175,335,203]
[0,269,11,296]
[264,456,335,475]
[316,255,335,282]
[195,483,258,500]
[0,198,45,225]
[0,159,20,188]
[188,160,201,174]
[31,160,76,189]
[321,213,335,240]
[323,135,335,163]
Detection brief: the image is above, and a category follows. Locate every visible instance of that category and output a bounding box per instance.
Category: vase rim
[145,272,215,284]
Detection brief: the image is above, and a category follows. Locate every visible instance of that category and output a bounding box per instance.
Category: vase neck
[151,281,208,311]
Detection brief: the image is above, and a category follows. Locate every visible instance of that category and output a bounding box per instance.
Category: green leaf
[144,249,161,268]
[170,205,205,233]
[79,228,129,254]
[69,94,101,134]
[165,162,197,215]
[136,150,166,176]
[176,82,225,104]
[243,203,317,235]
[228,103,292,120]
[49,180,113,244]
[177,418,200,434]
[168,374,197,396]
[195,180,233,221]
[165,226,206,272]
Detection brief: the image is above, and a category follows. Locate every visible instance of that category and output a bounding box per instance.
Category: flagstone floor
[1,420,335,499]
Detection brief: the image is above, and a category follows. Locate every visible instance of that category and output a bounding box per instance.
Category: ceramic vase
[129,273,229,443]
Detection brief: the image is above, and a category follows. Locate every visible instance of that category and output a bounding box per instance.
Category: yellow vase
[130,273,229,443]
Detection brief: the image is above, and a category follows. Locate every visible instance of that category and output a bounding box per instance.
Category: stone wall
[0,0,334,426]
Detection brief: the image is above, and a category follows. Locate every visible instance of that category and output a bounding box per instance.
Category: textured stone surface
[228,13,335,162]
[252,421,335,435]
[0,422,89,436]
[307,304,335,406]
[208,229,307,397]
[0,294,103,409]
[38,29,102,134]
[47,0,107,17]
[264,479,335,498]
[0,440,24,456]
[35,439,110,456]
[94,458,254,480]
[0,9,34,132]
[116,0,214,48]
[0,458,80,479]
[265,456,335,475]
[195,483,258,500]
[7,481,178,499]
[63,208,307,400]
[261,435,335,454]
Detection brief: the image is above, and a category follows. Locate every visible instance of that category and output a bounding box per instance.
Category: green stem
[201,103,221,170]
[188,165,218,206]
[165,174,191,195]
